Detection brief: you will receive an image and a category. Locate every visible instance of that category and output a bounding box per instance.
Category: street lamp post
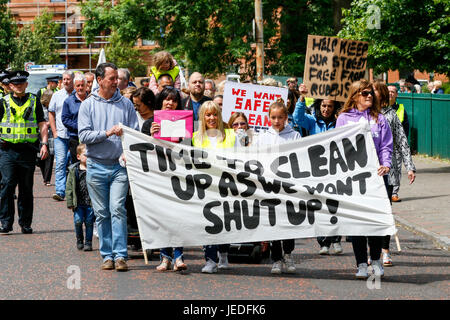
[255,0,264,82]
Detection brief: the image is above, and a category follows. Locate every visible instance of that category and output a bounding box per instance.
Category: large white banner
[121,123,396,250]
[222,81,288,131]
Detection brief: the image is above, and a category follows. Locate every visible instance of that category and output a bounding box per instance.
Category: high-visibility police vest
[151,65,180,82]
[40,87,59,96]
[0,93,39,144]
[192,129,236,149]
[396,103,405,123]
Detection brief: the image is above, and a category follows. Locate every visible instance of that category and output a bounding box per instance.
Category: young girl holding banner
[256,98,301,274]
[192,101,236,273]
[336,79,393,279]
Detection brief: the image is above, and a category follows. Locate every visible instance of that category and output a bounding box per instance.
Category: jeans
[74,205,95,244]
[160,247,184,261]
[86,159,129,262]
[54,137,70,197]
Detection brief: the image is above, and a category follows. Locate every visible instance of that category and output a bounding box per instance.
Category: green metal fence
[397,93,450,159]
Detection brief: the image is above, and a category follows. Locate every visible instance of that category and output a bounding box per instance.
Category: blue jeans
[74,205,95,243]
[54,137,70,197]
[86,159,129,262]
[160,247,184,261]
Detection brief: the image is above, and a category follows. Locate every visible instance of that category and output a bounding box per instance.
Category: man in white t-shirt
[48,70,74,201]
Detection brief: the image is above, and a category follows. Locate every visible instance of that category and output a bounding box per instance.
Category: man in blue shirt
[62,73,88,165]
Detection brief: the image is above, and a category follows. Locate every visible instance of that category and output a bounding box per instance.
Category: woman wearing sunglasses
[227,112,254,146]
[336,79,393,280]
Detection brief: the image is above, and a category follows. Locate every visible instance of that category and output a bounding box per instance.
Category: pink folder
[154,110,194,142]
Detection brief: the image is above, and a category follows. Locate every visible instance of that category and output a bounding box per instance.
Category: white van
[27,64,66,95]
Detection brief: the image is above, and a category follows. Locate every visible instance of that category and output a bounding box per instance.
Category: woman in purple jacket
[336,79,393,280]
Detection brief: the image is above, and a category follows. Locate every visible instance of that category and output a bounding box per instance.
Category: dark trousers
[68,136,79,165]
[352,236,383,266]
[317,236,342,248]
[0,147,36,229]
[204,244,230,262]
[37,154,54,183]
[271,239,295,262]
[351,175,392,265]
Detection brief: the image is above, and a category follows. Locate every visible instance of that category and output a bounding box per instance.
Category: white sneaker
[218,252,230,269]
[383,252,393,267]
[371,259,384,277]
[319,246,330,255]
[271,260,283,274]
[283,254,296,273]
[332,243,343,254]
[201,258,218,274]
[355,263,369,279]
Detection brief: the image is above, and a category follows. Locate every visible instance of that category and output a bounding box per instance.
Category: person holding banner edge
[193,101,236,273]
[373,80,416,267]
[148,86,188,272]
[256,98,301,274]
[293,89,344,256]
[336,79,393,279]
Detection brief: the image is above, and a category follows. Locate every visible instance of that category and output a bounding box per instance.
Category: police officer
[0,71,49,234]
[36,75,59,103]
[0,70,10,99]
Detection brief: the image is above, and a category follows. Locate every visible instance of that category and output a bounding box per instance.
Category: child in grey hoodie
[256,99,301,274]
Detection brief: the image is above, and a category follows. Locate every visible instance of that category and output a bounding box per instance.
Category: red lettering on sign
[235,97,243,109]
[254,99,261,111]
[248,113,255,125]
[263,100,271,112]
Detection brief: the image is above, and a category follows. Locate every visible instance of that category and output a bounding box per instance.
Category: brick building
[7,0,155,72]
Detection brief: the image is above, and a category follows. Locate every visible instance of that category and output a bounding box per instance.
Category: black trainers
[76,240,84,250]
[0,226,12,234]
[21,227,33,234]
[84,242,93,251]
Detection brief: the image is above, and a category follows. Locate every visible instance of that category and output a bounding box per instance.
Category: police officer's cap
[0,70,10,84]
[8,71,29,84]
[46,76,60,83]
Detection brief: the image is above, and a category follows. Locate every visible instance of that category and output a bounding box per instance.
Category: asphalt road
[0,171,448,302]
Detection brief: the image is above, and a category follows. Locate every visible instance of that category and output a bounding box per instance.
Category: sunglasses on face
[360,90,374,97]
[232,122,247,128]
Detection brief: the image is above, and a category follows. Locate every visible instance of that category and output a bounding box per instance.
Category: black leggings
[271,239,295,262]
[352,175,392,265]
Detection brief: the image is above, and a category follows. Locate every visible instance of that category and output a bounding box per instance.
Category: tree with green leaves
[0,0,17,69]
[103,30,148,77]
[81,0,347,79]
[11,10,61,70]
[339,0,449,76]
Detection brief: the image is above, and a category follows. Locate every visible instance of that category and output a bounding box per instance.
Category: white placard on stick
[222,81,288,131]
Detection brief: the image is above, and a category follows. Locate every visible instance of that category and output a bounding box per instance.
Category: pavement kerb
[395,216,449,251]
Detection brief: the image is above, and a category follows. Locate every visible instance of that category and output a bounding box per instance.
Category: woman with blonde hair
[192,101,236,273]
[336,79,393,279]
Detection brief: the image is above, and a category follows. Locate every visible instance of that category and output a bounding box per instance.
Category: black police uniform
[0,71,46,234]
